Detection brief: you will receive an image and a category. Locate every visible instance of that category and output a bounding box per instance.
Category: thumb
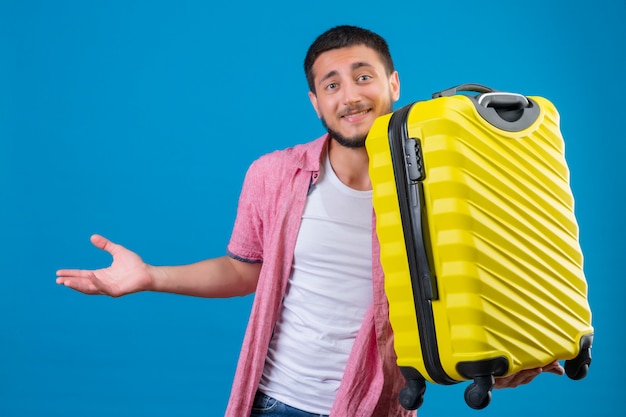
[90,234,122,256]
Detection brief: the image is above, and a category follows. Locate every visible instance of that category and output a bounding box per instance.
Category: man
[57,25,563,417]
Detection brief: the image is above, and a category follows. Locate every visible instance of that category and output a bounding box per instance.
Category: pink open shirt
[225,134,415,417]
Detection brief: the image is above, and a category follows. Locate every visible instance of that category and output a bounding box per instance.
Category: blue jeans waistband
[250,391,329,417]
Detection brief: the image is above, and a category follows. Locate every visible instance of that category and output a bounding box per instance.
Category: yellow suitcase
[366,84,593,410]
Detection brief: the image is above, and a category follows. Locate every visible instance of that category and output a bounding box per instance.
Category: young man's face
[308,44,400,148]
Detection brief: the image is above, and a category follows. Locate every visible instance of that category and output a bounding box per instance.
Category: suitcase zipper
[387,103,457,385]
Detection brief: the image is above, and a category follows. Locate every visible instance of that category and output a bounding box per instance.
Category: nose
[341,82,361,106]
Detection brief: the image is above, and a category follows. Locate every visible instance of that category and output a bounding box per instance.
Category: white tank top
[258,151,373,414]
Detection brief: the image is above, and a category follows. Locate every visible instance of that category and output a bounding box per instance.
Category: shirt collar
[296,133,330,174]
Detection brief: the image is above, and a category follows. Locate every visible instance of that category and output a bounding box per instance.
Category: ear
[308,91,321,118]
[390,71,401,102]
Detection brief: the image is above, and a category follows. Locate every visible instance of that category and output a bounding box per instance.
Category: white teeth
[344,110,369,118]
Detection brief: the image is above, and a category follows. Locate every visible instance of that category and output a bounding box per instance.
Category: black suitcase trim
[387,103,457,386]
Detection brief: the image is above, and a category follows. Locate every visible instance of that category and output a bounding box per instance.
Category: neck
[328,138,372,191]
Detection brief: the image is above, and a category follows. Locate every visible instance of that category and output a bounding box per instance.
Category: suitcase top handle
[431,83,495,97]
[432,83,541,132]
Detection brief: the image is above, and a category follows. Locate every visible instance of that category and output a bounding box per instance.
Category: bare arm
[56,234,260,298]
[149,256,261,298]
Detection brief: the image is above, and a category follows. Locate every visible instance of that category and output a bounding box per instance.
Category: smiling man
[57,25,562,417]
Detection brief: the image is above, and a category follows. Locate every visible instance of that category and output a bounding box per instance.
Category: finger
[495,368,541,389]
[542,361,565,375]
[56,275,103,295]
[56,269,95,278]
[61,271,115,295]
[90,234,122,256]
[515,369,542,386]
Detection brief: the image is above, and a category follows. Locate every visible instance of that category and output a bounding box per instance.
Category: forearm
[148,256,260,298]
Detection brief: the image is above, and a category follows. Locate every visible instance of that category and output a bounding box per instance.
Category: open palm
[56,234,153,297]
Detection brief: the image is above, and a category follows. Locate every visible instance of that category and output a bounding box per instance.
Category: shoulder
[248,134,328,177]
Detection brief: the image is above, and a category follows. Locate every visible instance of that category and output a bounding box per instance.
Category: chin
[331,133,367,149]
[321,119,369,148]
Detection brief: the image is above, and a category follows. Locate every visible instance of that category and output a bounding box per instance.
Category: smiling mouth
[341,109,371,119]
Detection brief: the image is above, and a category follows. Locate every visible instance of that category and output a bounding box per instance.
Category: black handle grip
[432,83,495,99]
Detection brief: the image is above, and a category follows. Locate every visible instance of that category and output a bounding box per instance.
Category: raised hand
[56,234,153,297]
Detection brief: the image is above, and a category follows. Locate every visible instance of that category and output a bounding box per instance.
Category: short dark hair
[304,25,395,93]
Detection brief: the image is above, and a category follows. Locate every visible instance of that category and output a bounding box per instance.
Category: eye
[325,82,339,91]
[357,74,373,82]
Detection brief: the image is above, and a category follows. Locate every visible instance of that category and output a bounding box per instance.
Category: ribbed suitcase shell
[367,91,593,407]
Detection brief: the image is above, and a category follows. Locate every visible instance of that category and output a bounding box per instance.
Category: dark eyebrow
[319,70,339,85]
[351,61,374,71]
[318,62,375,86]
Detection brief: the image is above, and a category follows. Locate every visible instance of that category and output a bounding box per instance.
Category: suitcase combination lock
[403,138,425,182]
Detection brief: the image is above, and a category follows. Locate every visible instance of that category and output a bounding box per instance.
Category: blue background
[2,0,624,416]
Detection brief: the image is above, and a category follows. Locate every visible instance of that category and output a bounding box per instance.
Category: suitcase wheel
[464,375,494,410]
[398,378,426,410]
[565,346,592,380]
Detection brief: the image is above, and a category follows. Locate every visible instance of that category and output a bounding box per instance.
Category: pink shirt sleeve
[227,160,265,263]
